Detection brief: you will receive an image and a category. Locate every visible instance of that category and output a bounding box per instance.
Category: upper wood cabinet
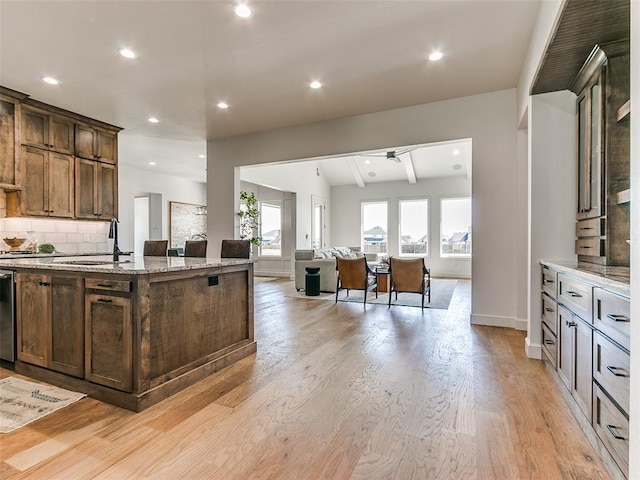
[75,158,117,219]
[10,145,74,218]
[75,124,117,164]
[21,105,74,155]
[0,94,21,188]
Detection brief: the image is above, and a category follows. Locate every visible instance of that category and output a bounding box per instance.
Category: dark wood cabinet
[85,293,132,392]
[75,123,117,164]
[21,105,74,155]
[75,158,117,219]
[13,145,74,218]
[16,273,84,378]
[0,94,20,188]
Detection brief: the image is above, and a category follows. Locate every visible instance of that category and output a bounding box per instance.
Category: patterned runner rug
[0,377,86,433]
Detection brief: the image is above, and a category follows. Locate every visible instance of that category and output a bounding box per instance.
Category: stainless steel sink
[57,260,132,266]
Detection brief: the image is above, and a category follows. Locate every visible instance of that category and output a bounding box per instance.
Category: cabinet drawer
[593,384,629,477]
[85,278,131,293]
[593,332,630,415]
[541,266,557,298]
[575,217,604,237]
[541,293,558,335]
[594,288,630,351]
[541,323,557,369]
[558,274,592,321]
[575,237,604,257]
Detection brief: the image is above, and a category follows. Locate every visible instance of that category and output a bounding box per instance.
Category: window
[259,200,281,256]
[399,199,428,256]
[440,197,471,257]
[361,201,387,255]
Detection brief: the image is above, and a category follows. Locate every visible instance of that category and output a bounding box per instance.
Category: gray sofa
[294,247,377,292]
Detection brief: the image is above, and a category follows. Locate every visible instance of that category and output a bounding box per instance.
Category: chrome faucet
[108,218,122,261]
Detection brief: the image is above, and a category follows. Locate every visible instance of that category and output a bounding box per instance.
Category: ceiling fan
[360,147,417,163]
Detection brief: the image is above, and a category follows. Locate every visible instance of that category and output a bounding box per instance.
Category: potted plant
[237,191,262,246]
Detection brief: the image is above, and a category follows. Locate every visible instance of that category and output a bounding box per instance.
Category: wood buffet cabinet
[541,263,630,479]
[0,86,121,221]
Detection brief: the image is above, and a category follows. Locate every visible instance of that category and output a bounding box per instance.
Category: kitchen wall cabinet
[75,158,117,220]
[0,92,22,189]
[75,124,117,164]
[16,273,84,378]
[572,41,630,267]
[21,105,74,155]
[9,145,74,218]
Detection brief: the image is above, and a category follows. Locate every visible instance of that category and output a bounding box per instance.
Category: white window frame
[398,198,429,257]
[258,200,282,258]
[440,197,472,258]
[361,201,388,256]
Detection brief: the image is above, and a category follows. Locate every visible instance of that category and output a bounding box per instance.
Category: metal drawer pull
[97,298,113,303]
[579,246,592,249]
[543,278,555,284]
[544,340,554,345]
[565,320,577,327]
[579,227,594,230]
[565,290,582,297]
[39,281,50,286]
[606,366,629,377]
[606,424,627,441]
[544,307,554,312]
[606,314,630,323]
[97,283,114,288]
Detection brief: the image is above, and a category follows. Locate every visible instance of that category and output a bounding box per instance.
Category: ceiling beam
[404,152,417,184]
[347,157,365,188]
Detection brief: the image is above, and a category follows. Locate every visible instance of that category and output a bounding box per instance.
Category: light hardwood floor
[1,278,610,479]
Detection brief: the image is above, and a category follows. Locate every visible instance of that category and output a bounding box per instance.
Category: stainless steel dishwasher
[0,270,15,362]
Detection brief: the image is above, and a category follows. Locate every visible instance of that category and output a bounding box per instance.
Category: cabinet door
[21,107,49,150]
[16,273,49,367]
[98,162,117,218]
[21,145,48,215]
[85,293,132,392]
[75,158,98,219]
[47,152,74,218]
[96,129,117,164]
[557,306,574,390]
[0,97,18,187]
[573,316,593,418]
[75,123,97,159]
[49,114,74,155]
[49,276,84,377]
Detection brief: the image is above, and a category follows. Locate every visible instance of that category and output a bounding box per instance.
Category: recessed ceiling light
[119,48,136,59]
[364,159,371,165]
[217,102,229,109]
[148,117,159,123]
[42,76,59,85]
[453,164,462,170]
[368,172,376,177]
[149,161,156,166]
[453,149,460,155]
[199,154,206,159]
[310,81,322,89]
[429,51,443,61]
[235,4,252,17]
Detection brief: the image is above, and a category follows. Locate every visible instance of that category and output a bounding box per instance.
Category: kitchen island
[0,255,255,411]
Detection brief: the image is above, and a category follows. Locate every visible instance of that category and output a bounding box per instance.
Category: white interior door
[311,195,326,249]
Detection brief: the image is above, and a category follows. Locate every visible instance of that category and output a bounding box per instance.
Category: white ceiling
[0,0,540,182]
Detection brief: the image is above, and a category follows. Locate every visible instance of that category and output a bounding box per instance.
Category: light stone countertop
[0,255,252,275]
[540,260,630,298]
[0,251,121,260]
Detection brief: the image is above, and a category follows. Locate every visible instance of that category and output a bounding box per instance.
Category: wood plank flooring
[0,278,611,479]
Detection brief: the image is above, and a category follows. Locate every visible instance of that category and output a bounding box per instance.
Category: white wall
[628,2,639,477]
[118,164,207,253]
[240,161,332,249]
[527,91,577,357]
[207,89,520,329]
[331,176,471,278]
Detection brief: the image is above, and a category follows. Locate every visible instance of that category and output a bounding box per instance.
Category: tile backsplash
[0,217,109,253]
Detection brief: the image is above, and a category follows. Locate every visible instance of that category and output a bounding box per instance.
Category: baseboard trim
[525,336,542,359]
[471,313,519,329]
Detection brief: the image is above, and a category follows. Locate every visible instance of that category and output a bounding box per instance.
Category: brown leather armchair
[388,257,431,308]
[335,257,377,304]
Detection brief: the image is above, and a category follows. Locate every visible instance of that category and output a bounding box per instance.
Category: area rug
[287,279,457,310]
[0,377,86,433]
